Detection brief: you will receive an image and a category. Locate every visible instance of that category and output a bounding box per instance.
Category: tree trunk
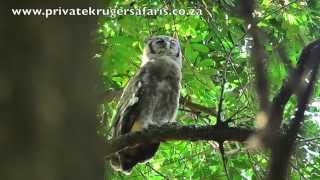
[0,1,105,180]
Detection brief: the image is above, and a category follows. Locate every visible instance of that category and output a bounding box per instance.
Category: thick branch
[269,39,320,129]
[267,48,320,180]
[240,0,270,112]
[104,124,254,157]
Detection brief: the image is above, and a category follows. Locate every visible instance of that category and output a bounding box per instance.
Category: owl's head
[142,35,182,67]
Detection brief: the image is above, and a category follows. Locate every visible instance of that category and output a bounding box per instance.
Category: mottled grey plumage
[110,35,182,173]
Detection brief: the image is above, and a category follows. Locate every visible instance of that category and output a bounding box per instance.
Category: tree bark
[0,1,105,180]
[105,124,254,157]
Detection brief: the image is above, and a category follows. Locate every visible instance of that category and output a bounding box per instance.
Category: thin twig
[146,163,169,180]
[217,78,226,124]
[297,137,320,143]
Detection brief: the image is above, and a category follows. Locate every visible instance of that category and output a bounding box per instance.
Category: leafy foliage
[97,0,320,179]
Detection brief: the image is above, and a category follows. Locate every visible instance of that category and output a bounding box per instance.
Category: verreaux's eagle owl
[110,35,182,173]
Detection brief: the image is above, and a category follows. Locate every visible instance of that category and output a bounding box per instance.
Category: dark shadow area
[0,1,105,180]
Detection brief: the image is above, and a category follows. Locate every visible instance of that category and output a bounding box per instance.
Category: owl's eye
[155,39,166,44]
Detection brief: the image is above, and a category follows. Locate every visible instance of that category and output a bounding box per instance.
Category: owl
[110,35,182,173]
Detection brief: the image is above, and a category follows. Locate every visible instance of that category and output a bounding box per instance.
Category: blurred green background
[97,0,320,179]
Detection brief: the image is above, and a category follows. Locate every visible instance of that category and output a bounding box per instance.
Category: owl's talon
[165,122,180,126]
[145,123,159,129]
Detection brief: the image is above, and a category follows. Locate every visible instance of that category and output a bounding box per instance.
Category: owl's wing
[112,71,142,136]
[109,71,142,170]
[110,68,160,173]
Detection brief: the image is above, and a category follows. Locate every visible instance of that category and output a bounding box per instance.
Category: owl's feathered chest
[114,56,181,135]
[141,56,181,83]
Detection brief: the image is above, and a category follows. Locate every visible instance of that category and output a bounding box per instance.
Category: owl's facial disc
[145,36,180,58]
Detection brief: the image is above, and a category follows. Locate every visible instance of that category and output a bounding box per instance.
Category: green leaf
[191,43,209,53]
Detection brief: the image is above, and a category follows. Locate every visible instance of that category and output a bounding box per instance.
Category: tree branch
[180,96,217,117]
[267,48,320,180]
[104,124,254,157]
[100,89,123,103]
[240,0,270,112]
[269,39,320,130]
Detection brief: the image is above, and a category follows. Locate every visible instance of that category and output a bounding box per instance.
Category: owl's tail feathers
[120,142,160,173]
[110,142,160,174]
